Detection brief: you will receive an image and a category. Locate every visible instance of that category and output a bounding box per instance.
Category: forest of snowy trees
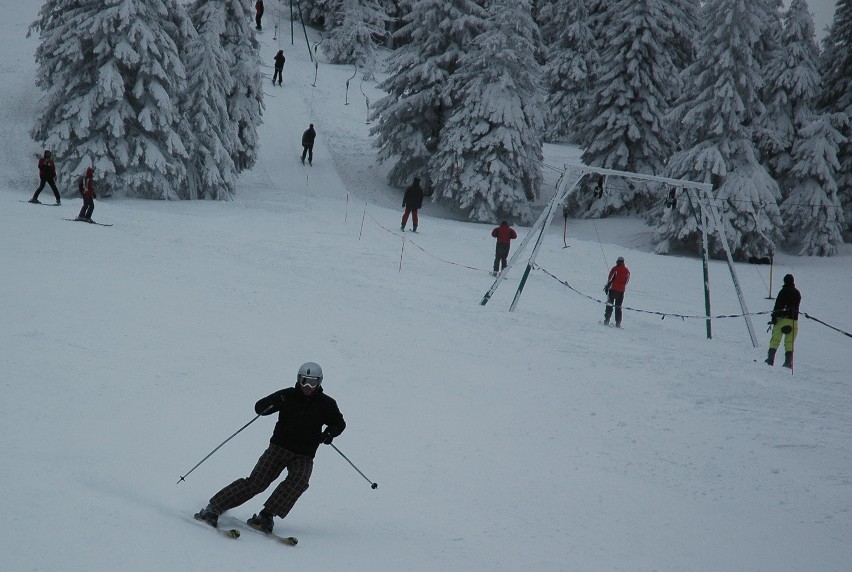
[28,0,851,258]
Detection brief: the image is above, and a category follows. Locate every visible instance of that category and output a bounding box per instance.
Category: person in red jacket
[490,220,517,276]
[255,0,264,31]
[30,150,61,205]
[76,167,96,222]
[603,256,630,327]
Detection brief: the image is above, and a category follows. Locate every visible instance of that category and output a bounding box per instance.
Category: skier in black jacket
[400,177,424,232]
[765,274,802,368]
[301,124,316,165]
[195,362,345,533]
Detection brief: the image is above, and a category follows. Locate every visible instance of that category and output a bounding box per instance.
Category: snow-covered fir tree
[782,113,847,255]
[429,0,545,223]
[182,1,240,200]
[322,0,386,67]
[571,0,685,218]
[537,0,599,144]
[369,0,487,187]
[653,0,784,260]
[30,0,192,199]
[818,0,852,233]
[756,0,822,194]
[221,0,264,173]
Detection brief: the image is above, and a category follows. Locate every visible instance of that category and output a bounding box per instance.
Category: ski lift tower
[480,163,760,348]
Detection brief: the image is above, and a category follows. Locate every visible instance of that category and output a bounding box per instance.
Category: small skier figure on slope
[255,0,264,31]
[77,167,95,222]
[400,177,424,232]
[603,256,630,327]
[195,362,346,535]
[301,124,316,165]
[765,274,801,369]
[272,50,285,86]
[30,150,61,205]
[490,220,517,276]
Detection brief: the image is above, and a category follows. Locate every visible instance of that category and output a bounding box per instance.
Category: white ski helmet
[297,362,323,387]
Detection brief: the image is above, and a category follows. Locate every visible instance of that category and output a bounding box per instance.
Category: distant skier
[30,150,60,205]
[255,0,264,31]
[76,167,95,221]
[301,124,316,165]
[272,50,285,86]
[765,274,801,368]
[603,256,630,327]
[195,362,346,535]
[490,220,517,275]
[400,177,424,232]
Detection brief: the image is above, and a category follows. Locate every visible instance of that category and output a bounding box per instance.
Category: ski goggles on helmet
[298,375,322,389]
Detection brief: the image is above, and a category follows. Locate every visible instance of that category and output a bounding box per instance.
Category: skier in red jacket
[490,220,517,275]
[30,150,61,205]
[603,256,630,327]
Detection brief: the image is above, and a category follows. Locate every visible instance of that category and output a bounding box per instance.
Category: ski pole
[329,443,378,489]
[177,413,263,484]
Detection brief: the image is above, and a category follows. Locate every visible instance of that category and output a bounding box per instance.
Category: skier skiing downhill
[603,256,630,327]
[195,362,345,534]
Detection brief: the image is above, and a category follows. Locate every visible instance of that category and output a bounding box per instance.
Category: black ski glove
[320,430,334,445]
[603,284,610,295]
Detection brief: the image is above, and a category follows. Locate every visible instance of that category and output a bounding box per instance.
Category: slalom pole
[177,413,263,484]
[329,443,378,489]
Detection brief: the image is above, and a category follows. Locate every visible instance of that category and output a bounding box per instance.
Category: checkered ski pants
[209,443,313,518]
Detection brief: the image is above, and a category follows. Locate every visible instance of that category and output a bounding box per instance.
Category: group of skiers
[29,150,97,222]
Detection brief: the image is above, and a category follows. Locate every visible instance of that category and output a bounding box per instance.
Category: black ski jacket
[255,384,345,457]
[402,182,423,210]
[772,284,801,321]
[302,126,316,148]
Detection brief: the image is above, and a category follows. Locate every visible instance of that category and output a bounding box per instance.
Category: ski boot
[765,348,776,366]
[194,504,220,528]
[247,509,274,533]
[29,197,40,204]
[782,351,793,369]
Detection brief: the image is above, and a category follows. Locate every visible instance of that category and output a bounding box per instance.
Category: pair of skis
[192,513,298,546]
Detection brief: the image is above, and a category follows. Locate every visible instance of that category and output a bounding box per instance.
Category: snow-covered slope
[2,3,851,571]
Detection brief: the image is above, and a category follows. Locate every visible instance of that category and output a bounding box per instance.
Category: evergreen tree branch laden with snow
[322,0,386,67]
[818,0,852,233]
[654,0,784,260]
[369,0,487,188]
[429,0,545,223]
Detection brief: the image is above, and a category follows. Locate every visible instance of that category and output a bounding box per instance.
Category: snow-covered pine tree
[182,1,240,200]
[221,0,264,173]
[818,0,852,234]
[428,0,545,223]
[30,0,191,199]
[537,0,599,144]
[369,0,487,187]
[756,0,822,195]
[782,113,847,255]
[322,0,386,67]
[653,0,784,260]
[571,0,684,218]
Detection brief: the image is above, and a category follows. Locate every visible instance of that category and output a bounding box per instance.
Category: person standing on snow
[76,167,95,222]
[400,177,424,232]
[272,50,285,86]
[765,274,801,368]
[490,220,517,275]
[30,150,61,205]
[603,256,630,327]
[195,362,346,535]
[301,124,316,165]
[255,0,264,31]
